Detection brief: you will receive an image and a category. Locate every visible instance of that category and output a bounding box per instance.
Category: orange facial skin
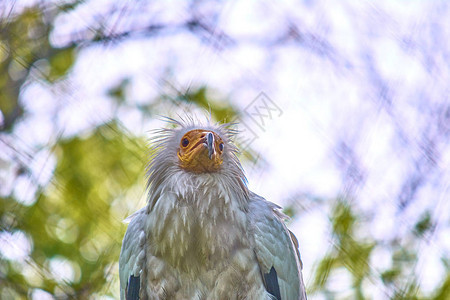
[177,129,224,173]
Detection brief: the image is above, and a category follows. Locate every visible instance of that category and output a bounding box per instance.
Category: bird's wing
[119,208,147,300]
[248,193,307,300]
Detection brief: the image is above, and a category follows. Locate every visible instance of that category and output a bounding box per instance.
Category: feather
[126,275,140,300]
[263,267,281,300]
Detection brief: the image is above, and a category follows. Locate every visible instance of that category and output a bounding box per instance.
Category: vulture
[119,117,307,299]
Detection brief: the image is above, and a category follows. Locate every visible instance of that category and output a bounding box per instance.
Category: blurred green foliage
[177,87,239,123]
[0,4,75,131]
[309,200,449,300]
[1,122,147,298]
[311,200,374,298]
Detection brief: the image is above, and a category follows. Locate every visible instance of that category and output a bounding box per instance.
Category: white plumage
[119,118,307,299]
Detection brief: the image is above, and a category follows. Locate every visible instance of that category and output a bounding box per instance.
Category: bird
[119,116,307,299]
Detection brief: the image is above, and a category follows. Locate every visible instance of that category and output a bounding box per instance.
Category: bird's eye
[182,138,189,147]
[219,143,224,151]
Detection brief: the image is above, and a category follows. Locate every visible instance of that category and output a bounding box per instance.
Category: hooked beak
[206,132,214,159]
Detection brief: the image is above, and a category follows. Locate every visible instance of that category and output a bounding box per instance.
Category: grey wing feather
[119,208,147,300]
[249,193,307,300]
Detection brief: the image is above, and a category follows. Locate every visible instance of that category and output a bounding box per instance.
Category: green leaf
[414,211,432,236]
[48,47,75,81]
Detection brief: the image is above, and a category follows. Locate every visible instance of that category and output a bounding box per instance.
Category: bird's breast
[146,187,249,271]
[142,246,267,299]
[140,183,266,298]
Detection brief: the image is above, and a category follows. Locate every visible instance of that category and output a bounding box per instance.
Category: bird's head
[146,117,248,207]
[177,129,224,173]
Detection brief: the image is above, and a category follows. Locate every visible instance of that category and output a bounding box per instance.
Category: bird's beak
[206,132,215,160]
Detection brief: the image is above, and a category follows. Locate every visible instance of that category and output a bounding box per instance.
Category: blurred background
[1,0,449,299]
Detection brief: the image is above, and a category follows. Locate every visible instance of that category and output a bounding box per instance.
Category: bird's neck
[145,172,250,272]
